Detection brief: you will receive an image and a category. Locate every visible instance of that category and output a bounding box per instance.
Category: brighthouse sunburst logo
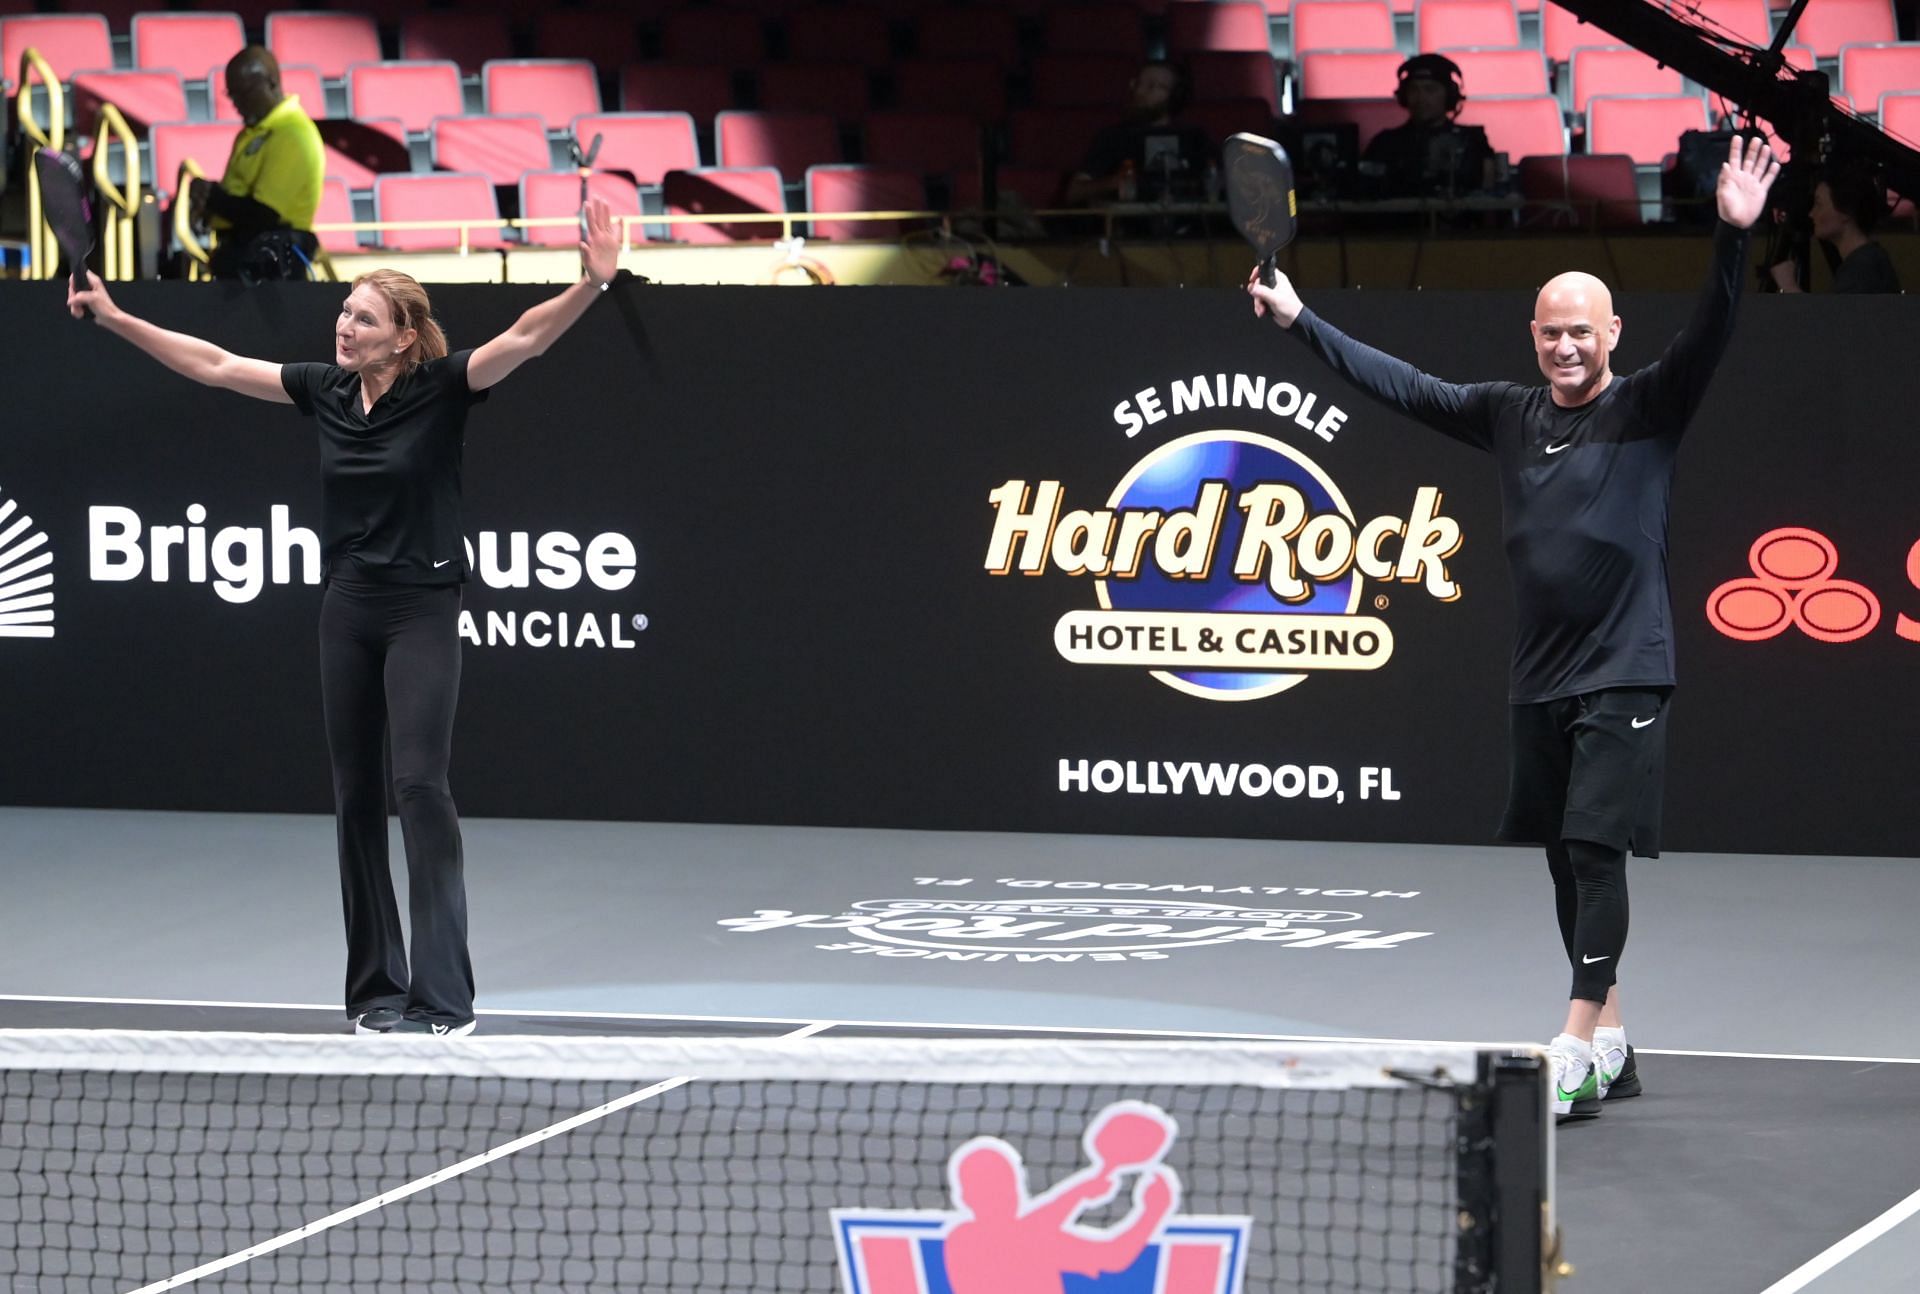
[986,424,1462,701]
[0,487,54,639]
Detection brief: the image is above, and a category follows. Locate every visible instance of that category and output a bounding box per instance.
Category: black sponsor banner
[1,281,1915,856]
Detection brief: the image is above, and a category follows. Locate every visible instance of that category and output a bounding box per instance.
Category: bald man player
[1247,137,1780,1122]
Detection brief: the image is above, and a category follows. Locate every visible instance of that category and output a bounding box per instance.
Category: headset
[1393,53,1466,117]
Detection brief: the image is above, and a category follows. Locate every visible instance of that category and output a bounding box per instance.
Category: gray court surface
[2,805,1917,1293]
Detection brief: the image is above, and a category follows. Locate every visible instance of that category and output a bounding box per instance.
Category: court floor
[2,806,1917,1292]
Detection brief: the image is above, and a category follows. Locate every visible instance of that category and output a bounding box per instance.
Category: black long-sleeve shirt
[1287,222,1749,703]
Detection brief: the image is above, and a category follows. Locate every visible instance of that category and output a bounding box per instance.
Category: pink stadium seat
[915,8,1020,64]
[533,10,641,74]
[1792,0,1897,59]
[430,114,551,185]
[1568,46,1684,118]
[714,109,842,181]
[1839,43,1920,113]
[892,56,1006,118]
[1297,50,1406,99]
[787,6,893,65]
[1882,90,1920,147]
[1297,96,1403,149]
[210,62,324,122]
[1455,93,1566,157]
[1542,2,1607,65]
[1006,105,1113,170]
[313,175,360,254]
[131,12,246,75]
[1028,53,1138,107]
[1586,93,1710,165]
[148,120,242,201]
[0,14,112,94]
[318,117,409,190]
[518,169,645,245]
[1041,4,1146,56]
[265,12,381,83]
[347,61,464,137]
[1165,0,1272,53]
[1416,0,1521,52]
[1672,0,1774,48]
[1185,51,1279,114]
[1180,96,1274,138]
[400,12,513,78]
[571,111,700,186]
[1442,47,1549,95]
[1518,152,1641,227]
[483,59,602,130]
[661,165,786,242]
[1290,2,1396,55]
[70,69,188,136]
[863,108,982,206]
[759,62,872,119]
[994,163,1067,208]
[48,0,145,37]
[373,171,511,250]
[805,162,927,239]
[661,9,767,65]
[620,63,735,123]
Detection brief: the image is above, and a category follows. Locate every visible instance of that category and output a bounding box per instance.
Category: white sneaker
[1548,1033,1601,1123]
[1594,1027,1640,1100]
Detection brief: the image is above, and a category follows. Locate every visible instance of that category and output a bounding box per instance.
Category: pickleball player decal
[831,1101,1252,1294]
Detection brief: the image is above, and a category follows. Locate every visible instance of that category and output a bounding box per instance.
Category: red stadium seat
[132,12,246,75]
[1297,50,1405,99]
[1180,96,1274,139]
[787,6,894,66]
[313,175,361,253]
[661,165,787,242]
[994,163,1068,208]
[483,59,602,131]
[1028,53,1138,107]
[1041,4,1146,56]
[430,114,552,185]
[1568,46,1684,119]
[400,12,513,78]
[1454,93,1567,157]
[714,109,842,181]
[863,109,982,206]
[1518,152,1641,227]
[805,163,927,239]
[759,62,872,119]
[209,62,324,122]
[1296,96,1404,150]
[1585,93,1709,166]
[1005,106,1113,171]
[148,120,242,201]
[1839,43,1920,115]
[0,14,112,94]
[660,9,767,65]
[1542,3,1607,65]
[317,117,409,190]
[1883,90,1920,147]
[571,111,700,186]
[1415,0,1520,52]
[70,69,187,136]
[1289,2,1396,55]
[620,63,735,124]
[347,61,464,137]
[265,12,381,83]
[892,57,1006,118]
[1671,0,1774,48]
[1165,0,1272,54]
[1442,47,1549,95]
[519,169,645,245]
[373,171,511,250]
[915,8,1020,65]
[532,10,641,75]
[1186,51,1279,115]
[1793,0,1897,59]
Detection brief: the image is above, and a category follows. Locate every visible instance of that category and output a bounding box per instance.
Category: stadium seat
[1166,0,1272,54]
[0,14,113,94]
[1518,152,1641,227]
[430,114,552,186]
[1415,0,1521,53]
[1180,95,1273,139]
[1785,0,1897,58]
[347,61,464,137]
[1006,106,1114,171]
[131,12,246,76]
[994,163,1068,208]
[805,162,927,239]
[661,165,787,242]
[400,12,513,78]
[714,110,842,181]
[518,169,645,246]
[483,60,602,131]
[863,109,983,207]
[787,6,893,66]
[209,62,324,122]
[1290,3,1397,56]
[1296,95,1404,150]
[759,62,872,119]
[147,120,242,202]
[1028,53,1138,107]
[1442,47,1549,94]
[1185,50,1279,115]
[532,11,641,75]
[1542,3,1607,66]
[317,117,409,190]
[1672,0,1774,48]
[571,110,700,186]
[1297,50,1406,99]
[265,12,381,83]
[70,69,188,136]
[1839,43,1920,115]
[915,8,1020,65]
[1455,93,1567,157]
[620,64,734,125]
[1586,93,1710,166]
[313,175,360,253]
[891,57,1007,118]
[1041,4,1146,57]
[373,171,511,250]
[1568,46,1684,119]
[1882,90,1920,147]
[660,9,767,65]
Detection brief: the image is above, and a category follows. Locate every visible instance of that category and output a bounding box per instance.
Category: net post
[1453,1050,1556,1294]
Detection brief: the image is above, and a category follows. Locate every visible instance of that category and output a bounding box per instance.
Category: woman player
[66,200,624,1037]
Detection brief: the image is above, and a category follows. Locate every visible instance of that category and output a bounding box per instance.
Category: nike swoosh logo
[434,559,452,568]
[1582,954,1610,964]
[1544,441,1571,454]
[1631,716,1656,729]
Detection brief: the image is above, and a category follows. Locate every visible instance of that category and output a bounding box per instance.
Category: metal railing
[16,46,65,282]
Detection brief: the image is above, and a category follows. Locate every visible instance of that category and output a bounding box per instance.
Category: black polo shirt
[281,349,488,585]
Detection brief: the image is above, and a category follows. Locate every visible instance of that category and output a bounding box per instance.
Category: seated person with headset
[1357,54,1496,200]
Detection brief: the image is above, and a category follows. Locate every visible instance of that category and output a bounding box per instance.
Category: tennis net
[0,1029,1554,1293]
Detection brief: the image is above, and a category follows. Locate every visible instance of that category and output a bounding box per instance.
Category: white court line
[1756,1185,1920,1294]
[4,992,1919,1065]
[123,1019,836,1294]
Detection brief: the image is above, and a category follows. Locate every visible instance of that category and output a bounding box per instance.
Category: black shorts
[1497,687,1671,858]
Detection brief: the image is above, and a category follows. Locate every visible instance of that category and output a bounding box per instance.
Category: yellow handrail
[169,158,215,281]
[91,102,141,282]
[17,47,66,281]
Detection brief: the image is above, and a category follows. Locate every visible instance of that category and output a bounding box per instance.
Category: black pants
[318,578,472,1024]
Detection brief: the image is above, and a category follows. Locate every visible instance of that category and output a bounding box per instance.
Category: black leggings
[1546,839,1628,1004]
[318,578,472,1024]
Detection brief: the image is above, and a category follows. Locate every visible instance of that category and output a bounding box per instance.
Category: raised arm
[67,272,291,403]
[1247,267,1498,450]
[467,196,620,392]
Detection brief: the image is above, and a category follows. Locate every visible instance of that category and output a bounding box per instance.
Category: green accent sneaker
[1597,1039,1641,1100]
[1549,1036,1602,1123]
